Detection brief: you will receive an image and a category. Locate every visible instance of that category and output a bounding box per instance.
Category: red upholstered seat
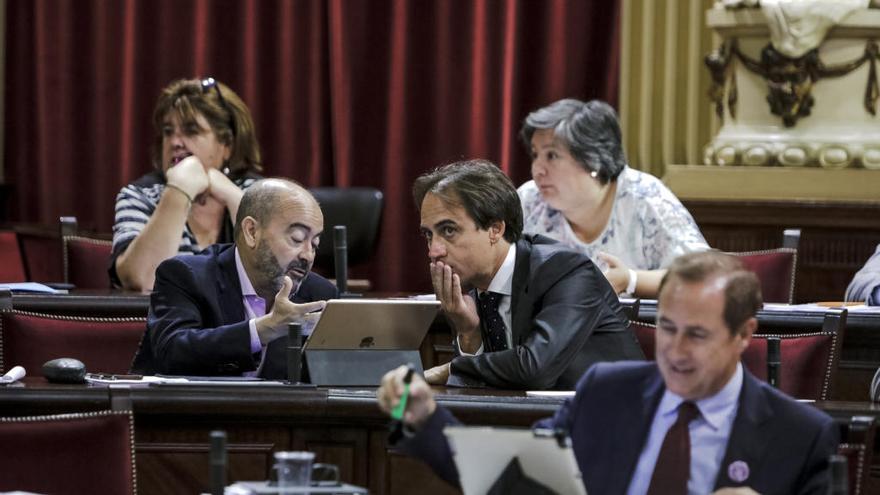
[731,248,797,303]
[0,410,136,494]
[64,235,113,289]
[0,230,27,282]
[741,330,841,401]
[0,310,146,374]
[630,320,656,361]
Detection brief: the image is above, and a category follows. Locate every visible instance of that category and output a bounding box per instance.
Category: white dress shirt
[457,243,516,355]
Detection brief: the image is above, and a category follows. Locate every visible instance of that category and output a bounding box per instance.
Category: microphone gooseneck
[767,337,781,389]
[334,225,348,294]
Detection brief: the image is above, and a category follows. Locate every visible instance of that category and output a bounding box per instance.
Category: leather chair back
[309,187,383,273]
[0,309,146,374]
[60,216,113,289]
[0,230,26,282]
[741,308,845,401]
[741,331,840,400]
[64,235,113,289]
[14,223,64,282]
[630,320,656,361]
[730,247,797,303]
[0,410,136,494]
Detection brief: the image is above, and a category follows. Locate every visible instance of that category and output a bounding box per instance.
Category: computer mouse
[42,358,86,384]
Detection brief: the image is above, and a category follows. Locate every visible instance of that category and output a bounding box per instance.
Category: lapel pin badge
[727,460,750,483]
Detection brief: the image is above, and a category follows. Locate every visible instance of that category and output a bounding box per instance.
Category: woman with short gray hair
[518,98,708,297]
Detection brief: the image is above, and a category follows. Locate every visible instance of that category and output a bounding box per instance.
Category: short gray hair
[519,99,627,184]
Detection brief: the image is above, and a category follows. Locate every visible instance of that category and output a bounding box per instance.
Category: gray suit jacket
[448,235,644,390]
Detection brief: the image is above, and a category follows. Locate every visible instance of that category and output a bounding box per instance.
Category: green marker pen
[391,365,416,421]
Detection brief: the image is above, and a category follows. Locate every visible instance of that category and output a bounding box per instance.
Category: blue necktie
[479,291,508,352]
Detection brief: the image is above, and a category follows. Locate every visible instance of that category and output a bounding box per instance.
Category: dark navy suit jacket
[130,243,337,378]
[448,235,643,390]
[403,361,838,494]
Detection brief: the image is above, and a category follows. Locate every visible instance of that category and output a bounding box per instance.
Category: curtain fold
[5,0,619,292]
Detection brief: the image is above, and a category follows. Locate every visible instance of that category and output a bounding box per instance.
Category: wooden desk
[0,379,876,495]
[2,289,149,317]
[0,379,555,495]
[2,291,876,401]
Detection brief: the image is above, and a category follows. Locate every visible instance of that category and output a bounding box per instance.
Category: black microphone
[827,454,848,495]
[209,430,227,495]
[287,322,303,384]
[767,337,781,389]
[334,225,348,294]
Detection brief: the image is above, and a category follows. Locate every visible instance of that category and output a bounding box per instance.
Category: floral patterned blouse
[518,167,709,272]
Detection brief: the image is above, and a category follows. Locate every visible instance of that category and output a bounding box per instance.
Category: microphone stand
[767,337,781,389]
[334,225,360,298]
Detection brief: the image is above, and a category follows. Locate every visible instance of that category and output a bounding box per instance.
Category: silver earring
[590,170,598,179]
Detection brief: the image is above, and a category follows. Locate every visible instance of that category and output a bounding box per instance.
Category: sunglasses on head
[200,77,237,139]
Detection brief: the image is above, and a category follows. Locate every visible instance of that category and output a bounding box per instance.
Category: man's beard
[254,241,311,295]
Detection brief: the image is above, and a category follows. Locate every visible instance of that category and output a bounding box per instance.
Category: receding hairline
[255,178,315,203]
[235,178,321,240]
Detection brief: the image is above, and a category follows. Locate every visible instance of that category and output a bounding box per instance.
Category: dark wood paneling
[386,453,460,495]
[296,426,369,488]
[135,419,289,495]
[136,442,279,495]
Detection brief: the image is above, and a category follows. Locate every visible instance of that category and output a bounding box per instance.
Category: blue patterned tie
[479,291,508,352]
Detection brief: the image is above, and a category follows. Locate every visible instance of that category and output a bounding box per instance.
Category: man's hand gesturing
[255,276,325,344]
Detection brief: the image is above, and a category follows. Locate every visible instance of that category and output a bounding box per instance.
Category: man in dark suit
[131,178,337,378]
[378,250,838,494]
[413,159,642,389]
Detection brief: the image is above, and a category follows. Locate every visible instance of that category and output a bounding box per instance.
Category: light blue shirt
[626,363,744,495]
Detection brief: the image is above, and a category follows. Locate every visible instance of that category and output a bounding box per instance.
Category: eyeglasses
[200,77,237,138]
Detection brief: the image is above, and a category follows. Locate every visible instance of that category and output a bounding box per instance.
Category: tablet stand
[305,350,423,386]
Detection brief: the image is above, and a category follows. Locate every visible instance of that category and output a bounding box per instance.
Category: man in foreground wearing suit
[378,250,838,494]
[414,159,642,389]
[131,178,337,378]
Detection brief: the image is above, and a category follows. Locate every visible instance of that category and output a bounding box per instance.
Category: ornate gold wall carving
[622,2,880,201]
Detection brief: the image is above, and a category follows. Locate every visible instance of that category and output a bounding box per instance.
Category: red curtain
[4,0,619,292]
